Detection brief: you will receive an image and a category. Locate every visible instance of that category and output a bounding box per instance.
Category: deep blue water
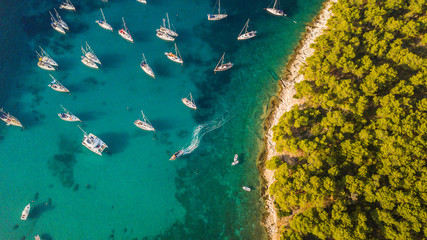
[0,0,324,239]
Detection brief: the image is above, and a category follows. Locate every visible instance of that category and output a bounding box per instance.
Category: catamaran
[37,46,58,66]
[37,60,55,71]
[58,105,81,122]
[21,204,30,220]
[0,108,23,127]
[237,19,257,40]
[134,110,155,131]
[140,53,155,79]
[49,11,66,34]
[81,47,99,69]
[136,0,147,4]
[265,0,286,16]
[60,0,76,11]
[48,74,69,93]
[232,154,239,165]
[165,43,183,65]
[181,93,197,110]
[54,8,69,31]
[170,150,184,160]
[85,42,101,65]
[118,17,133,43]
[159,13,178,37]
[214,52,233,72]
[79,126,108,156]
[156,29,175,42]
[95,9,113,31]
[208,0,227,21]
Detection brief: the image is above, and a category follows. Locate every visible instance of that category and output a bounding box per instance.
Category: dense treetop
[269,0,426,239]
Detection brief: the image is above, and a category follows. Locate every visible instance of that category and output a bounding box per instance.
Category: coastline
[259,1,337,239]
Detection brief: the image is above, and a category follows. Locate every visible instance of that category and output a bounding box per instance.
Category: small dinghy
[165,43,183,65]
[48,74,69,93]
[59,0,76,11]
[118,17,134,43]
[58,105,81,122]
[237,19,257,40]
[208,0,227,21]
[265,0,286,16]
[140,53,155,79]
[214,52,233,72]
[181,93,197,110]
[134,110,155,131]
[170,150,184,160]
[21,204,30,220]
[232,154,239,165]
[242,186,251,192]
[96,9,113,31]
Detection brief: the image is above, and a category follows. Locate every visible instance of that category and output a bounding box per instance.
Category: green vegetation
[269,0,427,239]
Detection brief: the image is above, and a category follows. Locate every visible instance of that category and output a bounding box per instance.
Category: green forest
[269,0,427,239]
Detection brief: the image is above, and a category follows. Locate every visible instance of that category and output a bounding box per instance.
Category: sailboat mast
[101,9,106,22]
[166,13,171,30]
[273,0,277,9]
[218,0,221,14]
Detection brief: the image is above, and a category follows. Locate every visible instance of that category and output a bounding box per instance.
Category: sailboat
[159,13,178,37]
[136,0,147,4]
[85,42,101,65]
[208,0,227,21]
[81,47,99,69]
[265,0,286,16]
[48,74,70,93]
[214,52,233,72]
[95,9,113,31]
[0,108,23,127]
[21,204,31,220]
[242,186,251,191]
[37,60,55,71]
[37,46,58,66]
[156,29,175,42]
[134,111,155,131]
[140,53,155,79]
[165,43,183,65]
[78,125,108,156]
[59,0,76,11]
[118,17,134,43]
[54,8,69,31]
[237,19,257,40]
[181,93,197,110]
[49,11,66,34]
[58,105,81,122]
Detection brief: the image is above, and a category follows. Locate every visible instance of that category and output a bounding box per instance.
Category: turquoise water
[0,0,324,239]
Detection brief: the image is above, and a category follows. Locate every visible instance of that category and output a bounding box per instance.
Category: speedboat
[232,154,239,165]
[242,186,251,191]
[156,29,175,41]
[79,126,108,156]
[21,204,30,220]
[1,108,23,127]
[81,56,99,69]
[140,53,155,79]
[170,150,184,160]
[37,61,55,71]
[35,235,41,240]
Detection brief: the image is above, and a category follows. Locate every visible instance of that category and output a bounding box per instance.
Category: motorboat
[165,43,183,65]
[134,110,155,131]
[265,0,286,16]
[79,126,108,156]
[59,0,76,11]
[0,108,23,127]
[237,19,257,40]
[48,74,69,93]
[232,154,239,165]
[181,93,197,110]
[208,0,227,21]
[21,204,30,220]
[214,52,233,72]
[242,186,251,191]
[140,53,155,79]
[156,29,175,41]
[170,150,184,160]
[95,9,113,31]
[118,17,133,43]
[37,60,55,71]
[81,56,98,69]
[58,105,81,122]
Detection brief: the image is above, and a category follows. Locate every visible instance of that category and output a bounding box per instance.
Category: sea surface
[0,0,324,239]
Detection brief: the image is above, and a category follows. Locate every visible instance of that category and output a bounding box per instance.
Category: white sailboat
[37,60,55,71]
[85,42,101,65]
[134,111,155,131]
[78,125,108,156]
[265,0,286,16]
[159,13,178,37]
[237,19,257,40]
[156,29,175,42]
[165,43,183,65]
[118,17,134,43]
[37,46,58,66]
[0,108,23,127]
[95,8,113,31]
[181,93,197,110]
[49,11,66,34]
[208,0,227,21]
[232,154,239,165]
[140,53,155,79]
[48,74,70,93]
[136,0,147,4]
[21,204,30,220]
[58,105,81,122]
[214,52,233,72]
[59,0,76,11]
[54,8,69,31]
[242,186,251,191]
[81,47,99,69]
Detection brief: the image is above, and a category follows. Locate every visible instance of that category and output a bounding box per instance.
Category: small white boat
[134,110,155,131]
[159,13,178,37]
[59,0,76,11]
[35,235,41,240]
[237,19,257,40]
[265,0,286,16]
[95,9,113,31]
[136,0,147,4]
[37,60,55,71]
[165,43,183,65]
[140,53,155,79]
[81,47,99,69]
[181,93,197,110]
[208,0,227,21]
[48,74,69,93]
[1,108,23,127]
[21,204,30,220]
[79,126,108,156]
[54,8,69,31]
[156,29,175,42]
[232,154,239,165]
[214,52,233,72]
[50,11,66,34]
[118,17,133,43]
[37,46,58,66]
[170,150,183,160]
[58,105,81,122]
[242,186,251,191]
[85,42,101,65]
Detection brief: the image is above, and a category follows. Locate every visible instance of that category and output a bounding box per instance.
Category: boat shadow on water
[130,30,152,43]
[98,53,125,70]
[152,61,173,78]
[98,132,130,155]
[75,111,106,122]
[28,201,55,219]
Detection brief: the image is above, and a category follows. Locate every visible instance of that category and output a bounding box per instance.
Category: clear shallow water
[0,0,324,239]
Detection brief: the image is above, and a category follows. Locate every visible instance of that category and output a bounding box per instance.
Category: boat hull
[60,3,76,11]
[140,63,155,78]
[134,120,155,131]
[265,8,286,16]
[58,113,81,122]
[38,61,55,71]
[181,98,197,110]
[118,29,134,43]
[159,27,178,37]
[81,57,99,69]
[156,31,175,41]
[136,0,147,4]
[49,84,69,93]
[207,14,228,21]
[51,22,66,34]
[96,20,113,31]
[214,63,233,72]
[238,31,257,40]
[165,52,183,64]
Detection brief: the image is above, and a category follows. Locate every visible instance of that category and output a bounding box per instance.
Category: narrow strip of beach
[260,0,337,239]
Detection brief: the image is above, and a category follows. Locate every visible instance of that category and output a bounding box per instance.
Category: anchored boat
[0,108,23,127]
[58,105,81,122]
[214,52,233,72]
[156,29,175,42]
[140,53,155,79]
[85,42,101,65]
[59,0,76,11]
[79,126,108,156]
[232,154,239,165]
[159,13,178,37]
[265,0,286,16]
[170,150,184,160]
[48,74,69,93]
[208,0,227,21]
[136,0,147,4]
[21,204,30,220]
[49,11,66,34]
[95,9,113,31]
[165,43,183,65]
[181,93,197,110]
[54,8,69,31]
[134,110,155,131]
[36,46,58,66]
[81,47,99,69]
[237,19,257,40]
[118,17,133,43]
[37,60,55,71]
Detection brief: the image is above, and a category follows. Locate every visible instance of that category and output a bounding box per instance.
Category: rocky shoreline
[259,1,337,239]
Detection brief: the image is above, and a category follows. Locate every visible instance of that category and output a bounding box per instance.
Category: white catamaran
[181,93,197,110]
[140,53,155,79]
[81,47,99,69]
[59,0,76,11]
[54,8,69,31]
[165,43,183,65]
[85,42,101,65]
[0,108,23,128]
[48,74,70,93]
[159,13,178,37]
[118,17,134,43]
[58,105,81,122]
[265,0,286,16]
[79,126,108,156]
[208,0,227,21]
[214,52,233,72]
[49,11,66,34]
[134,110,155,131]
[21,204,31,220]
[96,9,113,31]
[237,19,257,40]
[36,46,58,67]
